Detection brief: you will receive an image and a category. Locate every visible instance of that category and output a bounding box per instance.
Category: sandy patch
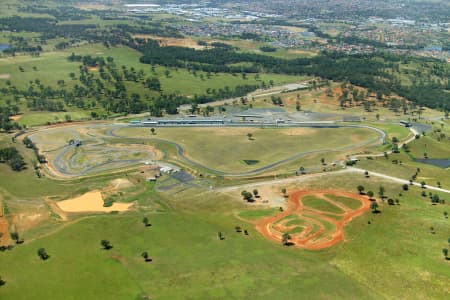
[275,26,308,33]
[9,115,22,121]
[76,4,109,10]
[109,178,134,190]
[279,128,318,136]
[0,74,11,80]
[57,191,133,213]
[132,35,205,49]
[88,67,98,71]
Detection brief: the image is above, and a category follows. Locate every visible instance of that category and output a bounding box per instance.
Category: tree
[370,202,379,213]
[444,211,448,219]
[10,232,19,243]
[421,181,426,189]
[402,184,409,191]
[0,276,5,286]
[367,191,374,199]
[252,189,259,198]
[282,233,291,246]
[142,216,151,227]
[296,100,301,111]
[299,166,305,174]
[443,248,449,259]
[364,170,369,178]
[357,185,365,195]
[37,248,49,260]
[241,190,254,202]
[141,251,151,262]
[101,239,113,250]
[247,133,253,140]
[321,158,325,165]
[150,128,156,135]
[218,232,224,240]
[281,188,287,196]
[378,186,385,199]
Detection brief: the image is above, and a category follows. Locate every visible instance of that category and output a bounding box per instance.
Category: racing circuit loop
[255,190,371,250]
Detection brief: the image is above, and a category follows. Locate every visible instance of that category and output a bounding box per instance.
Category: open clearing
[56,191,133,213]
[255,190,371,250]
[132,35,205,49]
[115,126,381,174]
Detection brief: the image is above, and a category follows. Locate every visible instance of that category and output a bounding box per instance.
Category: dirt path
[254,190,371,250]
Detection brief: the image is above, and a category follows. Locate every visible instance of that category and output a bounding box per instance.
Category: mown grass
[325,195,362,210]
[115,126,379,173]
[0,137,449,299]
[0,210,378,300]
[302,196,345,214]
[238,208,279,220]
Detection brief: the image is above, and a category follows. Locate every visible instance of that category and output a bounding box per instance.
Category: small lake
[0,44,11,52]
[414,158,450,168]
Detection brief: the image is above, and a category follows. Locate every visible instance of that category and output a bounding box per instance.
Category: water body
[414,158,450,168]
[0,44,11,52]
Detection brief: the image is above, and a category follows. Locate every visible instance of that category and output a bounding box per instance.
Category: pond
[414,158,450,168]
[0,44,11,52]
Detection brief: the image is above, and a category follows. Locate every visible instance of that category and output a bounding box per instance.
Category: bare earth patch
[132,35,205,49]
[108,178,134,190]
[0,73,11,79]
[279,128,318,136]
[57,191,133,213]
[0,217,10,246]
[9,115,22,121]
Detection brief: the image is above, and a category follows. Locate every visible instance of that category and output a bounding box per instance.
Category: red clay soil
[0,217,10,246]
[254,190,371,250]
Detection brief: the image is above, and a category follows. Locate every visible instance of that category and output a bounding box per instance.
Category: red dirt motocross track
[255,190,371,250]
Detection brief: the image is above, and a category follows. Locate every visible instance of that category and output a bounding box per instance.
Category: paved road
[218,167,450,195]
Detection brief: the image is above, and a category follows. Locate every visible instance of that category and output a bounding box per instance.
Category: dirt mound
[254,190,370,250]
[57,191,133,213]
[109,178,134,190]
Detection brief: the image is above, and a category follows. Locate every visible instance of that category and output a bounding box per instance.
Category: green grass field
[325,195,362,210]
[302,196,345,214]
[1,125,450,299]
[0,43,308,126]
[1,168,448,299]
[115,126,380,173]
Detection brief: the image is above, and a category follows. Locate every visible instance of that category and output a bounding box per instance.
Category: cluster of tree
[138,40,449,110]
[117,24,182,38]
[259,46,277,52]
[1,36,42,56]
[0,16,96,38]
[19,5,91,21]
[0,147,26,171]
[23,137,46,164]
[0,107,21,131]
[68,53,106,67]
[241,190,254,202]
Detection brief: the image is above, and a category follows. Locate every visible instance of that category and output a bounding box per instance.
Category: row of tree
[0,147,26,171]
